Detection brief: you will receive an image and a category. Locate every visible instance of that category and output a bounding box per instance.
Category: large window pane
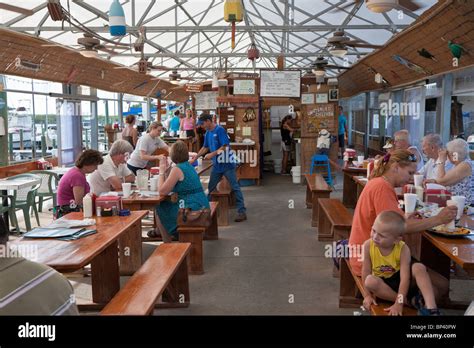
[6,91,34,162]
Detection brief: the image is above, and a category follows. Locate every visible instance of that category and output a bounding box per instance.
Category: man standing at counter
[190,114,247,222]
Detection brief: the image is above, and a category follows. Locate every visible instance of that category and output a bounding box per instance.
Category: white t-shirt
[88,155,132,195]
[418,157,454,180]
[127,133,167,168]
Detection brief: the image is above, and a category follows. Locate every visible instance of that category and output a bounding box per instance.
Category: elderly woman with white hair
[425,138,474,205]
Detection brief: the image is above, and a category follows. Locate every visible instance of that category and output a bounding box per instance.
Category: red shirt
[349,177,404,276]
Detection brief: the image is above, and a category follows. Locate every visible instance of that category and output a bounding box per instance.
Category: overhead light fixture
[329,47,348,58]
[366,0,397,13]
[79,50,99,58]
[170,80,180,85]
[312,68,325,77]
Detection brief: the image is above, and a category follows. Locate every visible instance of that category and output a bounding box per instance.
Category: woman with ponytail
[348,150,457,301]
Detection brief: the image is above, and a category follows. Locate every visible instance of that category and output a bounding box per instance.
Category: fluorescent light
[170,80,180,85]
[329,47,347,57]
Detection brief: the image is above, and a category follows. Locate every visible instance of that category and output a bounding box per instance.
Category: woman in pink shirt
[349,150,456,302]
[180,109,197,138]
[57,150,103,207]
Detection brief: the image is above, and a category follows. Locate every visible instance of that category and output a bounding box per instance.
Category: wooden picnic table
[419,215,474,309]
[342,167,366,208]
[304,173,332,227]
[12,211,147,309]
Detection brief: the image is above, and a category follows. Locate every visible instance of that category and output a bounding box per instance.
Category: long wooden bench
[317,198,353,241]
[339,258,417,316]
[177,201,219,275]
[304,173,332,227]
[101,242,191,315]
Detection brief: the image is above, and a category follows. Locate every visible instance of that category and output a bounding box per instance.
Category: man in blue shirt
[191,114,247,222]
[338,106,348,159]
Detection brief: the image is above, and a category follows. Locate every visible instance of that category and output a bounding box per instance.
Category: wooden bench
[101,242,191,315]
[317,198,353,241]
[177,201,219,275]
[210,189,230,226]
[339,258,417,316]
[304,173,332,227]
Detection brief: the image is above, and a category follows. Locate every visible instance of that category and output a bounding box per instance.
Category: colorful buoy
[109,0,126,36]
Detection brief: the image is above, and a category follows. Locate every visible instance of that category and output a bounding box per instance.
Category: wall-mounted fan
[307,56,351,78]
[326,30,382,57]
[0,3,34,15]
[333,0,424,14]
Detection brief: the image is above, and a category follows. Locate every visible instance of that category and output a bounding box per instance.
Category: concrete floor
[8,169,473,315]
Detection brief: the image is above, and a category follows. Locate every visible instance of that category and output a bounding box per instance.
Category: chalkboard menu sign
[303,104,335,135]
[194,91,218,110]
[260,70,301,98]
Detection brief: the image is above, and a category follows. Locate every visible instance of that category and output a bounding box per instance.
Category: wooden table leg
[118,221,143,275]
[343,172,357,209]
[305,184,312,209]
[90,240,120,304]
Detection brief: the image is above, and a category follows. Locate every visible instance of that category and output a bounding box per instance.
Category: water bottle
[83,193,93,218]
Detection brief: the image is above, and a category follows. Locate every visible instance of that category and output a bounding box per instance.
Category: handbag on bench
[177,208,211,228]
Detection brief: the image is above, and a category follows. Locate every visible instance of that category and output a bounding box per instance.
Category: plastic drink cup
[445,200,457,230]
[451,196,466,220]
[414,174,424,187]
[357,156,364,166]
[404,193,417,213]
[122,183,132,198]
[150,177,158,191]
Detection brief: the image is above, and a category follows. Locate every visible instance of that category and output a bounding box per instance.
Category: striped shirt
[0,257,79,315]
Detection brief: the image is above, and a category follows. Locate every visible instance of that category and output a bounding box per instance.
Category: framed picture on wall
[316,93,328,104]
[329,89,339,101]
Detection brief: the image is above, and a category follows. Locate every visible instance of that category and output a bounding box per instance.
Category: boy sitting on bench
[361,211,441,316]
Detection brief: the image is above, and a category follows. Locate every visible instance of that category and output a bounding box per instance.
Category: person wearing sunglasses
[88,140,135,195]
[348,149,457,304]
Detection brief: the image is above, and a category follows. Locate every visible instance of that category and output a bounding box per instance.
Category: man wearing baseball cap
[191,114,247,222]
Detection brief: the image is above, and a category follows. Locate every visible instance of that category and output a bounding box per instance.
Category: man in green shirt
[0,217,79,315]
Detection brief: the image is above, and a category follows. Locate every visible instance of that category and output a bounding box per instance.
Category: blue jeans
[208,168,246,214]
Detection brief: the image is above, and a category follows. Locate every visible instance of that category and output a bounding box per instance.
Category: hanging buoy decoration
[224,0,243,49]
[109,0,126,36]
[247,43,260,61]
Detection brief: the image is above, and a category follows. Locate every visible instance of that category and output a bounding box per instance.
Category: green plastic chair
[3,174,41,232]
[30,170,60,212]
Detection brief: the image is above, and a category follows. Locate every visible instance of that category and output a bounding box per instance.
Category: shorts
[338,134,345,148]
[186,129,196,137]
[281,141,291,152]
[382,266,418,301]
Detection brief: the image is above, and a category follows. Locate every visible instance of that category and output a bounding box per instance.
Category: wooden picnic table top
[122,192,170,204]
[342,166,367,174]
[303,173,332,192]
[12,211,148,272]
[422,215,474,272]
[195,160,212,176]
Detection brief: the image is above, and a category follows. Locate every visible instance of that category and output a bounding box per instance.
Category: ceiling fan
[326,30,382,57]
[308,56,351,77]
[0,3,34,16]
[114,51,173,74]
[333,0,424,13]
[162,70,196,85]
[75,33,122,58]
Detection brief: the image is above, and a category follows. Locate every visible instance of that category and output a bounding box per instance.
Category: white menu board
[260,70,301,97]
[234,79,256,95]
[194,91,218,110]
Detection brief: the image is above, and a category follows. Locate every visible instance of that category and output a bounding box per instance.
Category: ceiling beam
[7,25,410,32]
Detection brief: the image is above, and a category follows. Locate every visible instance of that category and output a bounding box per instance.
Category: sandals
[410,291,425,310]
[147,230,162,239]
